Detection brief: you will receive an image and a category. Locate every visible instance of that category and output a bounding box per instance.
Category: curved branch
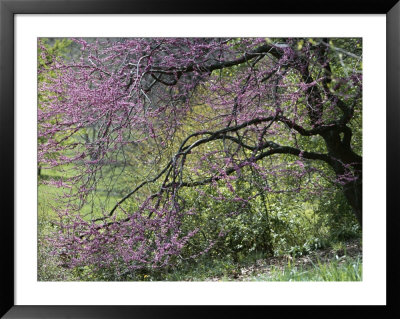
[150,43,282,76]
[96,112,346,223]
[176,144,332,188]
[277,115,343,136]
[93,159,173,222]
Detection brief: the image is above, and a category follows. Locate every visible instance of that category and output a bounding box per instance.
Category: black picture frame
[1,1,399,318]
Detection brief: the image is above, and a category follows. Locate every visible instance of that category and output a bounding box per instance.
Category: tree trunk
[342,175,362,227]
[322,130,362,228]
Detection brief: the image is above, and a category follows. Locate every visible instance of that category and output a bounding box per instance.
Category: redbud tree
[38,38,362,272]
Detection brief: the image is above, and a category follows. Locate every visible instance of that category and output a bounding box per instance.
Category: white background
[15,15,386,305]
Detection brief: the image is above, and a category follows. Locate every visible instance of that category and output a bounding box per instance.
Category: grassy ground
[254,257,362,281]
[153,238,362,282]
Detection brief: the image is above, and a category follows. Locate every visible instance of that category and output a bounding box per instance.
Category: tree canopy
[38,37,362,274]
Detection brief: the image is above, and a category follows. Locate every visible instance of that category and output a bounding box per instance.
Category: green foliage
[38,38,72,81]
[176,176,274,263]
[317,190,361,242]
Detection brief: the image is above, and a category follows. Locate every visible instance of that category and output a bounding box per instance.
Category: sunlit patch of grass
[251,257,362,281]
[38,164,124,221]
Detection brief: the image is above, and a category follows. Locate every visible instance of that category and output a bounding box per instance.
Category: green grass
[137,251,362,282]
[251,257,362,281]
[38,164,125,221]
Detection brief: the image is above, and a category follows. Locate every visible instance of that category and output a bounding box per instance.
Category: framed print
[1,0,399,318]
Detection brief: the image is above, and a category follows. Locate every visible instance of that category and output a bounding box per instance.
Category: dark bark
[299,40,362,227]
[321,129,362,227]
[342,175,362,226]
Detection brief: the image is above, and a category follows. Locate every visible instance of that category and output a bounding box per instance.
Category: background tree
[37,38,72,176]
